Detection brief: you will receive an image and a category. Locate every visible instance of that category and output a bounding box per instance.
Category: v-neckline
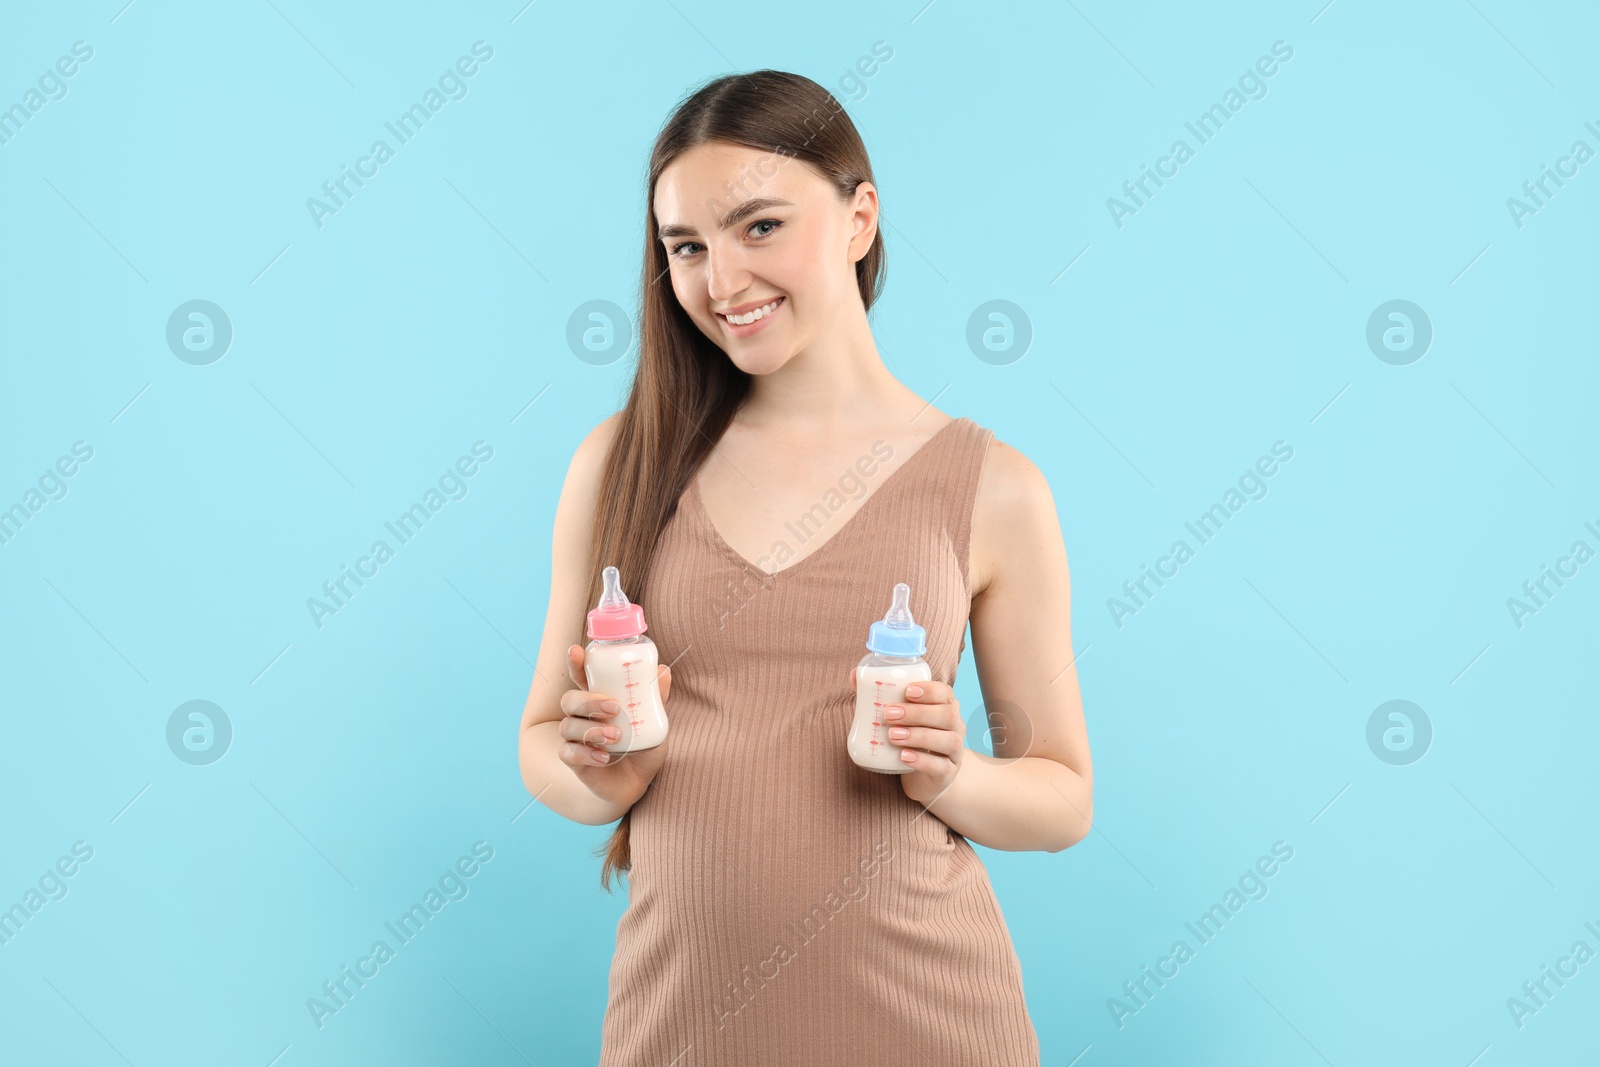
[687,417,968,583]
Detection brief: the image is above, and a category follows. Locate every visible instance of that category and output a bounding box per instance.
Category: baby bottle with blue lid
[848,582,933,774]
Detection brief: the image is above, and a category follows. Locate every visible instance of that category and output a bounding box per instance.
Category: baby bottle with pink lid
[847,582,933,774]
[584,565,668,754]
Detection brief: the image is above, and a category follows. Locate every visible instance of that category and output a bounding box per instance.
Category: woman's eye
[668,220,778,259]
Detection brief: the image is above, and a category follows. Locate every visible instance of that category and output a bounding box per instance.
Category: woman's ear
[847,181,879,263]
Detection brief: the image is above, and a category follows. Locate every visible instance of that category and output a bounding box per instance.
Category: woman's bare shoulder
[572,412,622,471]
[970,433,1061,597]
[557,412,623,502]
[551,413,624,562]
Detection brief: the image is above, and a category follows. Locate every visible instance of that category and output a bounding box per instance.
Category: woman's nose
[704,246,753,304]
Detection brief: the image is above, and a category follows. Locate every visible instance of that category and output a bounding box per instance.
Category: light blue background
[3,1,1597,1064]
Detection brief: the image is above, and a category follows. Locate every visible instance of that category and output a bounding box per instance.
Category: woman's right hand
[557,644,671,808]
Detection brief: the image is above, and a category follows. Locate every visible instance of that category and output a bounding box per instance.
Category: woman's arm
[909,436,1093,853]
[517,414,644,826]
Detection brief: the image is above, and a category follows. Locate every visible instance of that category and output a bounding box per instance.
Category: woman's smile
[715,295,784,336]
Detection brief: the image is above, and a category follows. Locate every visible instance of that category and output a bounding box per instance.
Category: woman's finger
[883,700,962,732]
[559,740,614,768]
[900,747,957,777]
[566,644,586,689]
[560,688,619,719]
[559,715,621,747]
[890,725,963,758]
[903,679,950,704]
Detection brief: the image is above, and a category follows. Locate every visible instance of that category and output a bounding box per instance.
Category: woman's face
[653,140,876,374]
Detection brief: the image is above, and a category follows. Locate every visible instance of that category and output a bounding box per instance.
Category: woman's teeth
[722,299,780,325]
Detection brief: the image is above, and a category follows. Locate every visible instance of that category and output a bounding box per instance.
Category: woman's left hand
[851,670,966,806]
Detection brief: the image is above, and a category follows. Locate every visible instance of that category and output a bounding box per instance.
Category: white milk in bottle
[584,565,668,754]
[848,582,933,774]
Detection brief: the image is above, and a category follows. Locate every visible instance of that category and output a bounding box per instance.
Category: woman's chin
[723,345,798,376]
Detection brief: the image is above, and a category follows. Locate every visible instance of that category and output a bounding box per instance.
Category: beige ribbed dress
[598,416,1040,1066]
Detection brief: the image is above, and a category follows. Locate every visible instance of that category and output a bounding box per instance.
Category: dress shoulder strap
[940,417,995,590]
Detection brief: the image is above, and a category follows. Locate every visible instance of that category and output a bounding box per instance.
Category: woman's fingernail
[604,727,620,740]
[906,686,923,697]
[885,706,904,719]
[889,727,908,739]
[901,749,918,763]
[601,699,619,712]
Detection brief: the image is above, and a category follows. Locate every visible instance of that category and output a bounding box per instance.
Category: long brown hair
[586,70,887,891]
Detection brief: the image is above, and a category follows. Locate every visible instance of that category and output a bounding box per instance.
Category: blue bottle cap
[866,582,926,657]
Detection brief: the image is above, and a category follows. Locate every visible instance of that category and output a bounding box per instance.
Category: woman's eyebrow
[657,196,794,240]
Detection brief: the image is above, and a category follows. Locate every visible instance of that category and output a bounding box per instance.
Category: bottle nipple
[865,582,926,656]
[587,565,647,640]
[598,566,629,611]
[882,582,915,629]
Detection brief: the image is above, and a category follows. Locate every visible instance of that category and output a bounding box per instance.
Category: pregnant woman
[517,69,1092,1065]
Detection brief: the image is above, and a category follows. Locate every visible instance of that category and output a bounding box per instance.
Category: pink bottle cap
[587,565,647,640]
